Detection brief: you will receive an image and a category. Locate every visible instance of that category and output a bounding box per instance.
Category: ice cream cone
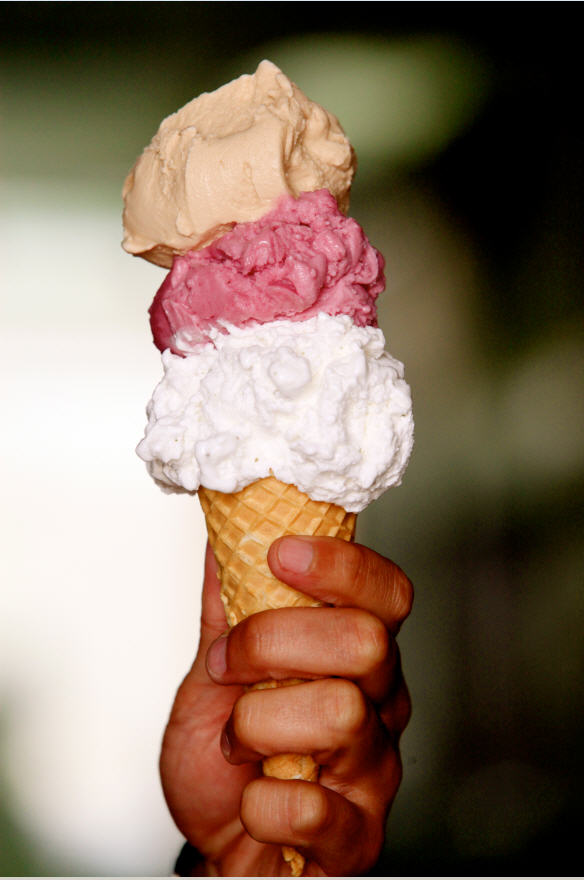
[198,475,356,875]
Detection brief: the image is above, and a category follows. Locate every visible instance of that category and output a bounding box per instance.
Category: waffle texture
[198,476,356,626]
[198,475,357,875]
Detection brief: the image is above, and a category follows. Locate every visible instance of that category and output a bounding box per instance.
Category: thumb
[197,542,228,658]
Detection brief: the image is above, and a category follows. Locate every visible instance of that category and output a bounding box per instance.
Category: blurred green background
[1,2,582,876]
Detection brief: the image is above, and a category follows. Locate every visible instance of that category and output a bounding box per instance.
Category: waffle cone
[198,476,356,875]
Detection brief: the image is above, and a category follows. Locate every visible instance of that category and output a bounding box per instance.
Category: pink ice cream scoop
[149,189,384,355]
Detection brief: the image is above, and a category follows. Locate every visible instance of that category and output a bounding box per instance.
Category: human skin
[160,536,413,876]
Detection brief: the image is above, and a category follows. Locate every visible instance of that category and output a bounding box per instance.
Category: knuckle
[342,545,414,629]
[239,612,273,669]
[325,678,368,738]
[392,571,414,624]
[231,692,254,740]
[351,610,390,673]
[343,542,370,589]
[289,785,331,839]
[240,779,265,834]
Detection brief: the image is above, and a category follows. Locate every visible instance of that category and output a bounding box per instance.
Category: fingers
[206,605,398,704]
[240,777,388,876]
[267,536,413,634]
[221,678,403,783]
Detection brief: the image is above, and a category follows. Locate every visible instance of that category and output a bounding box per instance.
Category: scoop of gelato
[149,190,384,354]
[122,60,356,268]
[137,314,414,511]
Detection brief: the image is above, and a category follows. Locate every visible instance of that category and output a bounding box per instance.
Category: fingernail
[276,536,314,573]
[220,726,231,759]
[207,633,228,679]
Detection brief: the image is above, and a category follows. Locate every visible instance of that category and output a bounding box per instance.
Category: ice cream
[124,60,413,877]
[149,189,384,354]
[122,60,356,268]
[138,314,412,512]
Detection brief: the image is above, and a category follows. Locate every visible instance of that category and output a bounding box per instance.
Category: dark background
[1,2,582,876]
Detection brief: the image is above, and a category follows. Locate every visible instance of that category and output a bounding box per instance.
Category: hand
[160,536,413,876]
